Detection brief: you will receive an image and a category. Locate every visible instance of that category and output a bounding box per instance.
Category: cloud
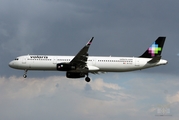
[0,74,179,120]
[0,76,124,100]
[0,76,140,120]
[89,78,122,92]
[167,92,179,104]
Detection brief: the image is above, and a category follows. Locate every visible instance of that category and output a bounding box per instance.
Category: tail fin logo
[139,37,165,58]
[148,42,162,57]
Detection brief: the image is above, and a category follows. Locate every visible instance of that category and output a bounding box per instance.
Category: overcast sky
[0,0,179,120]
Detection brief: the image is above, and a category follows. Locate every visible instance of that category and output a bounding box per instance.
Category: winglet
[86,37,94,46]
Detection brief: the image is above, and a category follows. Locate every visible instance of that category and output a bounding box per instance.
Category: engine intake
[56,63,76,71]
[66,72,85,78]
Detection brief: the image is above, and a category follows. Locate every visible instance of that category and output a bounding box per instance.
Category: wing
[70,37,94,70]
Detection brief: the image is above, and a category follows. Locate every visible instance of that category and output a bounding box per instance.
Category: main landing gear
[85,73,91,82]
[23,69,28,78]
[85,77,90,82]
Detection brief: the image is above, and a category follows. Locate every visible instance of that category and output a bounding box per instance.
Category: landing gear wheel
[23,69,28,78]
[23,74,27,78]
[85,77,90,82]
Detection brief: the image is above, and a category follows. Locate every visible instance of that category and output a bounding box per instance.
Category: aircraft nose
[9,61,15,68]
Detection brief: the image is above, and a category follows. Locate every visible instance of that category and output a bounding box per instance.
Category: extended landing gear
[23,69,28,78]
[85,73,91,82]
[85,77,90,82]
[23,74,27,78]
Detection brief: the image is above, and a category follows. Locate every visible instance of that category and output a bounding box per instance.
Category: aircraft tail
[139,37,166,58]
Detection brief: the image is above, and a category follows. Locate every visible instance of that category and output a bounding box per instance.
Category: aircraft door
[92,58,96,66]
[22,58,26,64]
[53,57,57,64]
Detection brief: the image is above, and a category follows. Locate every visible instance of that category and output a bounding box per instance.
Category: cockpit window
[15,58,19,60]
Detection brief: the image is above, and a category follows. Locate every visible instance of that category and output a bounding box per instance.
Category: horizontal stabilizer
[147,55,161,64]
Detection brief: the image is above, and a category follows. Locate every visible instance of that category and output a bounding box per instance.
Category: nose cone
[9,61,15,68]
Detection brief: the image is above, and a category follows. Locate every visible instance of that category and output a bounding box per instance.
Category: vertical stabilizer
[139,37,166,58]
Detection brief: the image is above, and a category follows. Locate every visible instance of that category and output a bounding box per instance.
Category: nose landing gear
[23,69,28,78]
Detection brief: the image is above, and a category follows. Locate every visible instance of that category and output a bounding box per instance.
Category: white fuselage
[9,55,168,72]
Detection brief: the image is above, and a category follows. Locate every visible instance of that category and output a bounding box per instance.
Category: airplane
[9,37,167,82]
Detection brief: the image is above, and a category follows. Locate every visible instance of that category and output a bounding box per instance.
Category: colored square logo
[148,42,162,57]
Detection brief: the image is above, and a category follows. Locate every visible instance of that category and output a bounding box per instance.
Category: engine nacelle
[66,72,85,78]
[56,63,76,71]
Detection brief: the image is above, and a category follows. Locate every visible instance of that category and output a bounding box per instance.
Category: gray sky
[0,0,179,120]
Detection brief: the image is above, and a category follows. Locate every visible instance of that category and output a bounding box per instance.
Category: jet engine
[56,63,76,71]
[66,72,85,78]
